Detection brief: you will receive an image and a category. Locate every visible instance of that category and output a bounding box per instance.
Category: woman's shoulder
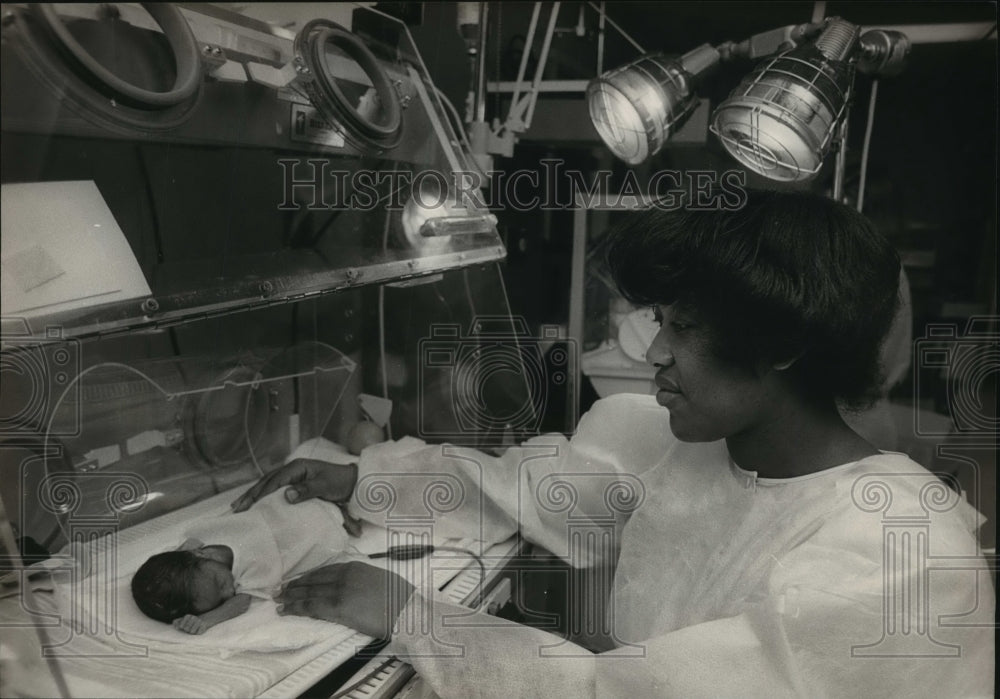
[839,452,983,527]
[804,451,986,560]
[768,452,993,662]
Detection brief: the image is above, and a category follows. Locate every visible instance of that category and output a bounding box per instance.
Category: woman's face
[646,304,778,442]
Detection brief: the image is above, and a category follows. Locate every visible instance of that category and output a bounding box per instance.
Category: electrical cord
[433,84,474,152]
[856,79,879,214]
[378,163,397,441]
[368,544,486,600]
[433,84,490,183]
[463,269,478,319]
[243,375,267,478]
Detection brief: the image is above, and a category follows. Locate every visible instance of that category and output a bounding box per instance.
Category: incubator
[0,4,538,695]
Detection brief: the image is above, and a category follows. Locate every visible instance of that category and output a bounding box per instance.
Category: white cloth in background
[340,393,993,699]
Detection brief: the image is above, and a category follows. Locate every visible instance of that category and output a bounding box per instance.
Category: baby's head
[131,544,236,623]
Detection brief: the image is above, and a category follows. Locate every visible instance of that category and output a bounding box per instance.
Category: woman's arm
[349,394,674,565]
[391,547,994,699]
[234,394,673,566]
[231,461,358,512]
[172,593,253,635]
[272,472,993,697]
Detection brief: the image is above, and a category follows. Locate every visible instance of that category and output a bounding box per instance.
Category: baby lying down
[132,539,250,634]
[131,490,350,634]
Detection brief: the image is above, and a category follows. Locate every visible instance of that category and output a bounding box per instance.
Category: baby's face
[188,546,236,613]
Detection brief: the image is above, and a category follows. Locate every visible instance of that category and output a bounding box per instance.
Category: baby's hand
[173,614,209,635]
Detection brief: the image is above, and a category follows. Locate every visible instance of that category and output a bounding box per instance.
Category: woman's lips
[655,375,682,407]
[655,374,681,393]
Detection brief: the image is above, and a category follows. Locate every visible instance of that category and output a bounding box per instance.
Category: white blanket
[53,490,357,656]
[6,437,488,697]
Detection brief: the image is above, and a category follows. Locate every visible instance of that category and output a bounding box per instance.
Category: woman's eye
[651,308,664,326]
[670,321,693,332]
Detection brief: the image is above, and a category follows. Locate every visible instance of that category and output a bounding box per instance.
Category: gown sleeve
[390,500,994,699]
[348,393,674,565]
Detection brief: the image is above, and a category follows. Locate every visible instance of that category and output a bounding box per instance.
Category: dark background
[408,1,997,347]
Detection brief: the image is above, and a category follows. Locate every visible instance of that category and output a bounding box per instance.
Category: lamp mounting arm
[718,22,825,61]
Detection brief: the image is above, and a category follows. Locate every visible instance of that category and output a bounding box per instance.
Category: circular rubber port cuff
[35,3,201,109]
[294,19,402,148]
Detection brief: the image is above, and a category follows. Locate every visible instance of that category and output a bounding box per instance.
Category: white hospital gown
[347,393,994,698]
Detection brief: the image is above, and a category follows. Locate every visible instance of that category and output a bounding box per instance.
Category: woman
[232,190,993,698]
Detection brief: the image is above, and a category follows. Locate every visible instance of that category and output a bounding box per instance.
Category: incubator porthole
[293,19,403,153]
[2,3,203,132]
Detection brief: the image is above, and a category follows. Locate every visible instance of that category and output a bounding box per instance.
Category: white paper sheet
[1,181,151,317]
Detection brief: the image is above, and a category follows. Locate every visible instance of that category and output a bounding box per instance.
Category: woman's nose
[645,330,675,367]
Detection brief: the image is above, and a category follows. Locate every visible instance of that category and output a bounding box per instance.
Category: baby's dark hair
[131,550,201,623]
[604,188,901,409]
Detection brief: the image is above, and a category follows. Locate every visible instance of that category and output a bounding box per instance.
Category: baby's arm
[172,594,253,635]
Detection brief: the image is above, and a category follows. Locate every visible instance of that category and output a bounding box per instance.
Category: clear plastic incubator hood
[0,4,548,696]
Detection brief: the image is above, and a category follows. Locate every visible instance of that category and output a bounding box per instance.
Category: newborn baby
[132,538,250,634]
[131,490,350,634]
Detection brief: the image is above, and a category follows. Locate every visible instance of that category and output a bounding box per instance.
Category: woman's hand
[231,458,358,513]
[275,561,415,640]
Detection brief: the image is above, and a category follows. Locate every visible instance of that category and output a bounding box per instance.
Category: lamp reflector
[587,45,718,165]
[711,19,859,182]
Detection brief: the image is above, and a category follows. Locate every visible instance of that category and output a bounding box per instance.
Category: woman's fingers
[231,463,305,511]
[230,459,357,512]
[233,463,302,512]
[276,583,335,602]
[277,597,340,623]
[230,472,281,512]
[275,562,376,603]
[276,588,387,637]
[282,475,331,504]
[280,562,347,588]
[275,569,345,621]
[274,562,412,639]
